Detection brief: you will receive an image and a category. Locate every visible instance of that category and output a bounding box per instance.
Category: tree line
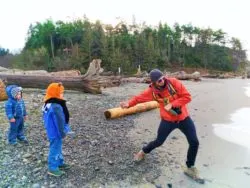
[0,48,9,56]
[8,18,249,73]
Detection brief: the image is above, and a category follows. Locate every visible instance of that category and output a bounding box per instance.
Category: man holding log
[120,69,200,180]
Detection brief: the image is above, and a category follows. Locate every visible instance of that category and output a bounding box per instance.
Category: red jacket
[128,77,191,122]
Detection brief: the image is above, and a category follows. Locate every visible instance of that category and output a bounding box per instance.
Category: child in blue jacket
[5,85,28,145]
[42,82,71,177]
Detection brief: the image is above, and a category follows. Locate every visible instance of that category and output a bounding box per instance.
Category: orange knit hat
[44,82,64,101]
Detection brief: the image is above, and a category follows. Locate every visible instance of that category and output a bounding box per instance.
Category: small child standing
[42,82,71,177]
[5,85,28,145]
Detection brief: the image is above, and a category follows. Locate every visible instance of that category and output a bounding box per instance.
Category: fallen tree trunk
[0,59,121,92]
[0,74,102,94]
[104,101,159,119]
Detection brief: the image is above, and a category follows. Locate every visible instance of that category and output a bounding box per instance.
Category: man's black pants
[142,116,199,168]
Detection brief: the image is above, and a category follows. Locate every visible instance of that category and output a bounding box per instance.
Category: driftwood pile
[167,71,201,81]
[123,70,202,84]
[202,72,239,79]
[0,60,245,95]
[131,68,244,84]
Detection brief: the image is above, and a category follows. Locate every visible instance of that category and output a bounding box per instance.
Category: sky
[0,0,249,58]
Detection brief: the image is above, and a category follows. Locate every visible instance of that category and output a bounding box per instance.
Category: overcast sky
[0,0,249,58]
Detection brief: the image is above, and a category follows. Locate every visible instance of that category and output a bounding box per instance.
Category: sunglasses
[156,77,164,84]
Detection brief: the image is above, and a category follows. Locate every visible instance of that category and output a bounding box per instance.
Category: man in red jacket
[120,69,200,178]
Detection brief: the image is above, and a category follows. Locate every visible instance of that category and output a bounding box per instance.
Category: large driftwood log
[50,70,81,77]
[0,59,121,93]
[0,74,101,94]
[0,69,49,75]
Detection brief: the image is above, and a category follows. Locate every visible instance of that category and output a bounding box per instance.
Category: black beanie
[149,69,163,82]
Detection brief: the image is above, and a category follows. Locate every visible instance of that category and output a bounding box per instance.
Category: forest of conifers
[1,18,248,73]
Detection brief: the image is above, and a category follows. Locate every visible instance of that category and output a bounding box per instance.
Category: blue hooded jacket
[42,102,70,139]
[5,85,27,120]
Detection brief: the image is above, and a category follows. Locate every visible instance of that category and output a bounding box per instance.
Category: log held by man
[104,101,159,119]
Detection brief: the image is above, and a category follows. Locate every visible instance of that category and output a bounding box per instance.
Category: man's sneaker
[183,166,199,178]
[48,169,65,177]
[133,150,145,162]
[59,164,71,170]
[182,166,205,184]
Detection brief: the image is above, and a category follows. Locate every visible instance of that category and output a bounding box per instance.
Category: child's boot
[59,163,71,170]
[48,169,65,177]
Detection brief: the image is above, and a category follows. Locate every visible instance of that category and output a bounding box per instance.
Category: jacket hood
[5,85,22,100]
[44,83,64,102]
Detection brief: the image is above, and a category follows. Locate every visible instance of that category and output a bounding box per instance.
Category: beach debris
[23,153,32,158]
[155,184,162,188]
[203,164,209,167]
[31,183,41,188]
[94,166,100,171]
[171,136,178,140]
[108,160,114,165]
[167,71,201,81]
[235,166,250,170]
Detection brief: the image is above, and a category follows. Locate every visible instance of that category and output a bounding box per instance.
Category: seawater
[213,84,250,150]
